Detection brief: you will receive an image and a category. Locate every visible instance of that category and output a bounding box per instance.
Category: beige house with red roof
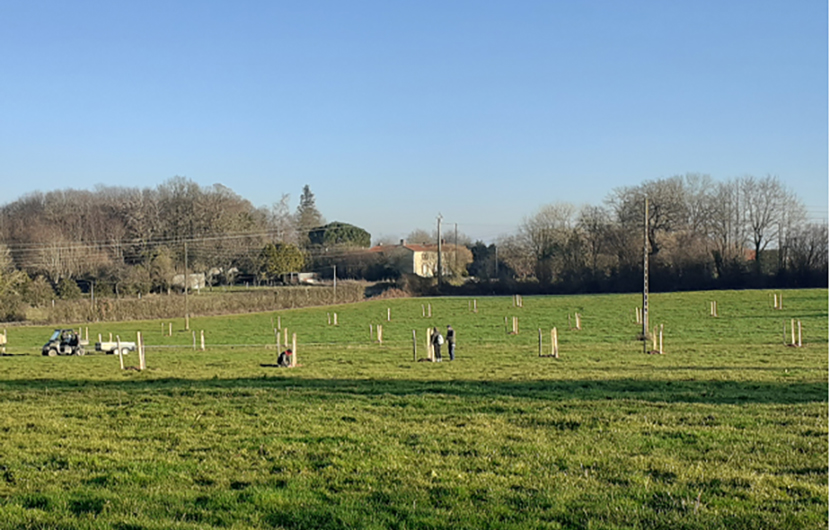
[368,240,461,277]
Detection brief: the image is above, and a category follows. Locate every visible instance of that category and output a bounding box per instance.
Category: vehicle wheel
[120,347,130,356]
[47,348,57,357]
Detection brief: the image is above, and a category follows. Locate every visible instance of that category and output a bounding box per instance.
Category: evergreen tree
[295,185,325,247]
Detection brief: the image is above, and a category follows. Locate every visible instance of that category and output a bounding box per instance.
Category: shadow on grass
[0,376,825,405]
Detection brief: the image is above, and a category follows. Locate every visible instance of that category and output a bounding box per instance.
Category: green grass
[0,289,826,529]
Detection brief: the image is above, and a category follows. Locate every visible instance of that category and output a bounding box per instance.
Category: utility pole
[642,197,649,350]
[494,244,498,277]
[436,214,443,285]
[454,222,458,273]
[184,241,190,331]
[333,264,337,304]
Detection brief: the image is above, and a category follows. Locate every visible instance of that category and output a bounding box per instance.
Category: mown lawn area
[0,289,826,529]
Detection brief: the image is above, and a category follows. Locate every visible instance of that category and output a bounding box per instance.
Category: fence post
[116,335,124,370]
[552,328,558,358]
[659,324,664,354]
[538,328,542,357]
[200,330,205,351]
[291,333,297,367]
[790,319,796,346]
[426,328,432,361]
[412,330,417,361]
[138,332,146,370]
[798,320,802,347]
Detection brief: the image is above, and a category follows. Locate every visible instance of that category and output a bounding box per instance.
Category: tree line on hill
[488,174,827,294]
[0,173,826,321]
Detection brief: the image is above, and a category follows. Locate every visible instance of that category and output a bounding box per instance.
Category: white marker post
[291,333,297,367]
[552,328,559,358]
[116,335,124,370]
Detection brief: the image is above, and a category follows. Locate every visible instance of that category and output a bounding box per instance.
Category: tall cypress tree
[295,185,324,247]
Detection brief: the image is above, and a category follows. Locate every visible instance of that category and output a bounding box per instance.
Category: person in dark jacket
[431,327,443,362]
[446,325,456,361]
[277,349,292,367]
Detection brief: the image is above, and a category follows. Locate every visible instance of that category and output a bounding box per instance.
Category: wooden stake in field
[412,330,417,361]
[652,326,658,353]
[511,316,518,335]
[422,304,425,317]
[504,316,508,333]
[426,328,433,361]
[552,328,559,358]
[137,332,146,370]
[277,316,281,330]
[98,333,102,344]
[193,331,197,350]
[169,322,173,337]
[428,303,432,318]
[575,313,582,330]
[276,329,281,356]
[85,327,89,342]
[109,332,113,342]
[284,328,288,347]
[387,308,391,322]
[291,333,297,367]
[327,312,331,325]
[473,299,477,313]
[369,324,374,340]
[798,320,802,347]
[116,336,124,370]
[200,330,205,351]
[333,313,338,326]
[790,319,796,346]
[659,324,664,354]
[377,324,383,344]
[538,328,542,356]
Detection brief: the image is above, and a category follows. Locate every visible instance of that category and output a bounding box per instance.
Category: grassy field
[0,289,826,529]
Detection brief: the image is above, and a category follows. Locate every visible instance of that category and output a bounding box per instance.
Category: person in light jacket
[431,327,443,362]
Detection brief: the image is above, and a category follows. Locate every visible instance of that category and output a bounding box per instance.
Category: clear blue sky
[1,0,826,242]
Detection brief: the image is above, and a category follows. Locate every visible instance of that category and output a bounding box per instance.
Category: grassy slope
[0,289,826,529]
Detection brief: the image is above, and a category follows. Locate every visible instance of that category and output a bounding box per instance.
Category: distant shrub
[57,278,82,300]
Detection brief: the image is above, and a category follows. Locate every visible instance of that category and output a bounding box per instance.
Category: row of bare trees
[0,178,330,302]
[494,174,826,291]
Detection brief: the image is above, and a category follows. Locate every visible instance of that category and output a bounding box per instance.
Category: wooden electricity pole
[184,241,190,331]
[643,197,649,351]
[436,214,443,285]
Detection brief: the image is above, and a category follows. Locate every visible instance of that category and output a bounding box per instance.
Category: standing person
[431,327,443,362]
[446,325,456,361]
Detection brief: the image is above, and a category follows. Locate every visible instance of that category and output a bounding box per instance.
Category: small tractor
[42,329,89,356]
